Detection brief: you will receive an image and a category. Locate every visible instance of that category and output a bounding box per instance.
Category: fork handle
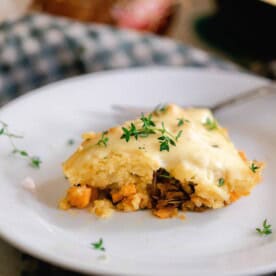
[211,83,276,113]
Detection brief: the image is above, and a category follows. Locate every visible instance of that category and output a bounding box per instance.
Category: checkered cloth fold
[0,13,237,107]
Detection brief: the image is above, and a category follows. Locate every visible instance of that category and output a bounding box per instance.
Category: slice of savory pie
[61,104,264,219]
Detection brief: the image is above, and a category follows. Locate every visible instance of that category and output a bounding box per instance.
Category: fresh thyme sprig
[96,131,109,147]
[203,118,218,130]
[91,238,105,251]
[141,113,156,129]
[250,162,259,173]
[121,114,182,152]
[158,136,175,151]
[0,120,41,168]
[256,219,272,236]
[218,178,225,187]
[177,118,190,127]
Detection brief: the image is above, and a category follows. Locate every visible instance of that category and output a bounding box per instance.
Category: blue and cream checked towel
[0,13,238,107]
[0,13,238,276]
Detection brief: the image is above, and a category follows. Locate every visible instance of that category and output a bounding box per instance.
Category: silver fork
[112,83,276,116]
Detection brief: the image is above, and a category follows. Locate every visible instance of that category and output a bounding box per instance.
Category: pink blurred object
[112,0,175,32]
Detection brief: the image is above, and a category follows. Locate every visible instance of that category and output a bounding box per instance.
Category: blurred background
[1,0,275,79]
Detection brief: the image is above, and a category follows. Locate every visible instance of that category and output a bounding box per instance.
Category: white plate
[0,67,275,276]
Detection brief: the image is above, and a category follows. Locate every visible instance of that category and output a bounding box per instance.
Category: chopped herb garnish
[175,130,183,141]
[158,122,177,152]
[91,238,105,251]
[139,113,156,137]
[177,118,184,127]
[121,114,180,152]
[203,118,218,130]
[96,131,109,147]
[30,157,42,168]
[121,123,139,142]
[0,121,23,139]
[67,139,75,145]
[0,120,41,168]
[177,118,190,127]
[153,104,168,115]
[158,134,175,152]
[256,219,272,236]
[218,178,225,187]
[141,113,155,128]
[250,162,259,173]
[212,145,219,148]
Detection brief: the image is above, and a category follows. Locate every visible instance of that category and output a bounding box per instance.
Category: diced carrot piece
[121,184,136,197]
[67,185,92,208]
[230,191,241,203]
[111,191,123,203]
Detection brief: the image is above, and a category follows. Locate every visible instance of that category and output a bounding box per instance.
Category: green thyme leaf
[175,130,183,141]
[0,121,23,139]
[250,162,259,173]
[96,131,109,147]
[121,127,131,142]
[158,134,176,152]
[91,238,105,251]
[177,118,184,127]
[121,123,141,141]
[160,122,166,134]
[203,118,218,130]
[218,178,225,187]
[169,138,176,146]
[19,150,28,157]
[67,139,75,146]
[159,140,170,151]
[157,122,176,151]
[141,113,155,128]
[1,121,41,169]
[177,118,190,127]
[256,219,272,236]
[30,157,42,168]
